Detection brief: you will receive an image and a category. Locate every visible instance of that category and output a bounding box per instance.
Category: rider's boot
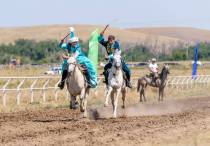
[126,74,132,89]
[105,70,109,85]
[103,70,109,85]
[58,70,68,90]
[83,71,92,88]
[103,71,106,83]
[86,78,92,88]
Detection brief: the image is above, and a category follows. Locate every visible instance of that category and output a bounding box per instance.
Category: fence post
[176,77,180,90]
[207,76,210,86]
[181,77,185,90]
[2,79,11,107]
[54,79,60,101]
[66,88,69,100]
[171,77,176,88]
[166,78,170,89]
[186,77,190,89]
[202,76,206,87]
[30,79,38,103]
[42,78,50,103]
[16,79,25,105]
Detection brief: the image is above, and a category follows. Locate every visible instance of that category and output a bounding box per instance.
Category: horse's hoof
[70,106,77,110]
[104,103,109,107]
[112,115,117,118]
[80,108,85,112]
[83,113,87,118]
[70,103,79,110]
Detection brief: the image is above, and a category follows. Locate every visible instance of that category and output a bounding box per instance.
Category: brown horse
[137,65,170,102]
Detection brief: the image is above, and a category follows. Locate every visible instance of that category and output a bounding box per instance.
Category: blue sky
[0,0,210,29]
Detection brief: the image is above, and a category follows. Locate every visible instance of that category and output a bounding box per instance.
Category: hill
[2,25,210,54]
[0,25,191,53]
[127,27,210,43]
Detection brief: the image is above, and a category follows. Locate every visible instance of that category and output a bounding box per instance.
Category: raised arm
[59,39,68,49]
[98,25,109,47]
[100,24,109,36]
[58,39,69,60]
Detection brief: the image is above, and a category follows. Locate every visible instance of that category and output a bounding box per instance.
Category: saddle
[146,73,159,86]
[77,64,90,86]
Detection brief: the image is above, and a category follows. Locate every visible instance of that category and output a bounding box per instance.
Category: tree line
[0,39,209,64]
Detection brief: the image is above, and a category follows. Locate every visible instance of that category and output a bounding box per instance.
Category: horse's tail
[137,78,141,92]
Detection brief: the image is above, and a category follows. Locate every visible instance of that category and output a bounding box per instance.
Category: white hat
[69,37,79,43]
[152,58,156,62]
[69,27,74,32]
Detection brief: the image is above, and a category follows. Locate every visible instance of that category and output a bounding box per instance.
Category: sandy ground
[1,97,210,146]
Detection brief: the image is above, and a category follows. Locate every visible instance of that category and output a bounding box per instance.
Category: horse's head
[67,57,77,74]
[112,54,122,69]
[161,64,170,76]
[164,64,170,74]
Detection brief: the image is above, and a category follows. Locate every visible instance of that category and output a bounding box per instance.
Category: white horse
[66,57,90,118]
[104,54,126,118]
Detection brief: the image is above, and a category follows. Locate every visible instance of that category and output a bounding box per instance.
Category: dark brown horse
[137,65,170,102]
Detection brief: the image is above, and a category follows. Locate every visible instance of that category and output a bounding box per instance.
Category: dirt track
[1,97,210,146]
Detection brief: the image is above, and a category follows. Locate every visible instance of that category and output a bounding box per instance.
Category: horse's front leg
[104,86,112,107]
[140,88,143,102]
[80,88,86,115]
[113,89,120,118]
[70,94,78,109]
[83,88,90,118]
[161,87,165,101]
[143,86,147,102]
[158,87,162,102]
[121,88,126,109]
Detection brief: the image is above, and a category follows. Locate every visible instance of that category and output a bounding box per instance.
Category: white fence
[0,76,60,106]
[0,75,210,106]
[166,75,210,89]
[129,75,210,91]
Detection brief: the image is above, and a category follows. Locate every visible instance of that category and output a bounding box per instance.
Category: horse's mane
[159,66,166,79]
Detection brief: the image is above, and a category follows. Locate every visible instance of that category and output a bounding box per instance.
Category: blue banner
[192,44,199,79]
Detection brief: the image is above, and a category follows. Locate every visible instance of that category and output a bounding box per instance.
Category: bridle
[112,57,122,76]
[68,62,77,76]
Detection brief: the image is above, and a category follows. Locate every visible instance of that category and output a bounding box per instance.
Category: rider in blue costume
[58,34,97,89]
[98,27,132,88]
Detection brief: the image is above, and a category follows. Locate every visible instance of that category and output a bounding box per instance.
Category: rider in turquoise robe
[58,37,97,89]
